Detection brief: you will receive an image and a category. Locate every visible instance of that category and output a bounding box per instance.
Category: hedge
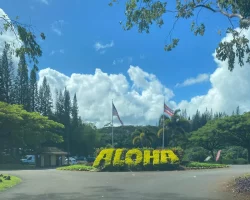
[93,148,180,171]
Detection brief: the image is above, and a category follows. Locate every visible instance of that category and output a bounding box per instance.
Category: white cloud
[38,0,49,5]
[51,20,64,36]
[176,73,210,87]
[39,27,250,127]
[113,57,132,65]
[94,41,114,53]
[49,49,64,56]
[38,66,173,127]
[49,50,55,56]
[176,28,250,117]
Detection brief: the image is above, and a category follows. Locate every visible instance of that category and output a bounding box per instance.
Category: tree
[216,112,250,163]
[14,53,30,110]
[110,0,250,71]
[0,101,64,158]
[132,127,156,147]
[55,89,64,123]
[189,120,226,159]
[0,43,15,104]
[29,65,38,112]
[38,76,53,116]
[158,110,190,148]
[0,13,45,65]
[63,88,71,156]
[71,93,79,128]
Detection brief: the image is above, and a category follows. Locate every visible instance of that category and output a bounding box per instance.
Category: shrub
[93,148,180,171]
[185,162,228,169]
[234,158,248,165]
[171,147,184,161]
[183,147,208,162]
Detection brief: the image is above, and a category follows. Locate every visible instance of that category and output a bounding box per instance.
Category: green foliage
[0,101,64,151]
[0,14,45,65]
[110,0,250,71]
[183,147,209,162]
[29,66,38,112]
[189,119,226,159]
[132,127,156,147]
[57,164,97,171]
[185,162,229,169]
[0,174,21,191]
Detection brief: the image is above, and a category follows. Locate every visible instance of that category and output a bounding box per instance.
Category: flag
[216,150,221,162]
[112,103,123,126]
[164,103,174,116]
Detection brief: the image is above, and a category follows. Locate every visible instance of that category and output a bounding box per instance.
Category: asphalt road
[1,165,250,200]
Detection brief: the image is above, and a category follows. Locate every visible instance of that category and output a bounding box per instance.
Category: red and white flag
[216,150,221,162]
[164,103,174,117]
[112,103,123,126]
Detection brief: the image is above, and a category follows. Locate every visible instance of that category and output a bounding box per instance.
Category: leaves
[115,0,250,71]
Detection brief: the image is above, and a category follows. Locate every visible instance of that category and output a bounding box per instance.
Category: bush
[183,147,208,162]
[93,148,180,171]
[57,164,96,171]
[234,158,248,165]
[185,162,228,169]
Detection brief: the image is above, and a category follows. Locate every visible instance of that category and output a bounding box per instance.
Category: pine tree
[0,43,15,103]
[14,53,30,110]
[55,89,64,123]
[29,66,38,112]
[236,106,240,115]
[71,93,79,127]
[38,76,53,116]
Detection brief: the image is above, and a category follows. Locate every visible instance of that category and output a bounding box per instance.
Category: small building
[36,147,68,168]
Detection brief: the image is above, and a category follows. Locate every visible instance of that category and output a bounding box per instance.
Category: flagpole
[111,99,114,147]
[162,97,165,149]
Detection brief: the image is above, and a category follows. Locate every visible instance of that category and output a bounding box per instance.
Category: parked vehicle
[64,157,77,165]
[20,155,35,165]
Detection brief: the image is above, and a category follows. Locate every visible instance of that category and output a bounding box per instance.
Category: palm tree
[157,109,190,148]
[132,128,156,148]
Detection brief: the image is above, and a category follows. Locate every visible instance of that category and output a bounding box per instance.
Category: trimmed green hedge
[57,165,97,171]
[185,162,229,169]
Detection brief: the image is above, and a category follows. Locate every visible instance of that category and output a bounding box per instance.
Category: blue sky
[1,0,230,101]
[1,0,250,126]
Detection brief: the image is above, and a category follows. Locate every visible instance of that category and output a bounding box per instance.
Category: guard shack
[36,147,68,168]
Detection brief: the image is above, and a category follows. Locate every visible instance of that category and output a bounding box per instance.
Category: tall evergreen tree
[14,53,30,110]
[71,93,79,128]
[63,88,71,155]
[236,106,240,115]
[38,76,53,116]
[55,89,64,123]
[29,66,38,112]
[0,43,15,103]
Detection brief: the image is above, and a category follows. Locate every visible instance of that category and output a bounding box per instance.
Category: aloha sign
[93,148,179,168]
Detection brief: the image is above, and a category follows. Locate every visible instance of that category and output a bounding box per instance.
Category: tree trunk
[210,150,215,161]
[248,148,250,164]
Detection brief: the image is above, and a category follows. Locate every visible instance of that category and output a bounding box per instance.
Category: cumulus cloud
[38,66,173,127]
[176,28,250,117]
[94,41,114,54]
[51,20,65,36]
[176,73,210,87]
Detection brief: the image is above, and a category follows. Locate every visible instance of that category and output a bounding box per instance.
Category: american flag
[164,103,174,116]
[112,103,123,126]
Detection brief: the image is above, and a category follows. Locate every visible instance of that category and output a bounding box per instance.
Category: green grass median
[0,174,21,191]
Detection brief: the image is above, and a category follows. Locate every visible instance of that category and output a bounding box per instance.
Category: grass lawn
[185,162,229,169]
[0,175,21,191]
[57,164,98,171]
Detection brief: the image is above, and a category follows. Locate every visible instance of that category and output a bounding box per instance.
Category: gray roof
[37,147,68,155]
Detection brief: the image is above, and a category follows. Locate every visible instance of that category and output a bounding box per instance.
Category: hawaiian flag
[216,150,221,162]
[112,103,123,126]
[164,103,174,116]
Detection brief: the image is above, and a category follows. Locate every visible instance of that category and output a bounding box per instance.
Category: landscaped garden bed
[184,162,229,169]
[57,164,98,171]
[0,174,21,191]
